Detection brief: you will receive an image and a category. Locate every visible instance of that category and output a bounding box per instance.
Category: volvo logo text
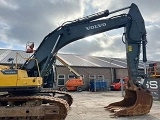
[85,23,106,30]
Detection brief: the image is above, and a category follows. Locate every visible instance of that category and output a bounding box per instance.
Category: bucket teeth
[112,107,126,112]
[107,106,126,112]
[104,106,112,109]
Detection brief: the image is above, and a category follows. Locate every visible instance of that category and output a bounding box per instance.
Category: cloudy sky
[0,0,160,61]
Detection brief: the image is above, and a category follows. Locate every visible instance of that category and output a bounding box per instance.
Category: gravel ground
[66,91,160,120]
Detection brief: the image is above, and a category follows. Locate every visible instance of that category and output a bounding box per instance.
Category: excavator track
[40,89,73,106]
[0,94,69,120]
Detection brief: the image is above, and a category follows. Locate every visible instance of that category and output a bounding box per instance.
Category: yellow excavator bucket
[105,81,153,117]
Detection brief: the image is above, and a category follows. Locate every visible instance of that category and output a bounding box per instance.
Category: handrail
[16,52,41,77]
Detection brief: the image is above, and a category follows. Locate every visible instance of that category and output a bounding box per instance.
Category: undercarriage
[0,89,73,120]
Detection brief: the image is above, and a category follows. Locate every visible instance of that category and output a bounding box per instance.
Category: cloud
[146,24,160,60]
[0,0,160,61]
[0,0,85,48]
[90,0,160,23]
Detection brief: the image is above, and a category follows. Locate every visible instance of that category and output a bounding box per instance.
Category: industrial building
[0,49,153,90]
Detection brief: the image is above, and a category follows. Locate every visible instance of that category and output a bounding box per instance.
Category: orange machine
[61,78,84,92]
[56,56,84,92]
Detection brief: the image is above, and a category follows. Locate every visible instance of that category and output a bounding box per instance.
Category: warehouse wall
[115,68,128,79]
[56,66,128,90]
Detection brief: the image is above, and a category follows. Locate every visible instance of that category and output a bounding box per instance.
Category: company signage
[147,79,160,100]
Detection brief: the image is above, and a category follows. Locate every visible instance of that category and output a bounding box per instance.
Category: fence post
[94,79,96,92]
[120,78,124,97]
[158,80,160,101]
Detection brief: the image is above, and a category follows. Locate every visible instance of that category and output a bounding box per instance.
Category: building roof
[0,49,154,68]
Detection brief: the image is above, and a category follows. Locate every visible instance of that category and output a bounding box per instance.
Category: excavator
[0,3,153,119]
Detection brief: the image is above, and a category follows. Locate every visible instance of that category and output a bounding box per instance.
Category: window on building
[58,74,65,86]
[97,75,104,80]
[68,74,75,79]
[89,75,96,81]
[68,74,84,79]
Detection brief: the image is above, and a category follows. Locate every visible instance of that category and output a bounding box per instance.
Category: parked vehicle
[110,77,129,91]
[60,78,84,92]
